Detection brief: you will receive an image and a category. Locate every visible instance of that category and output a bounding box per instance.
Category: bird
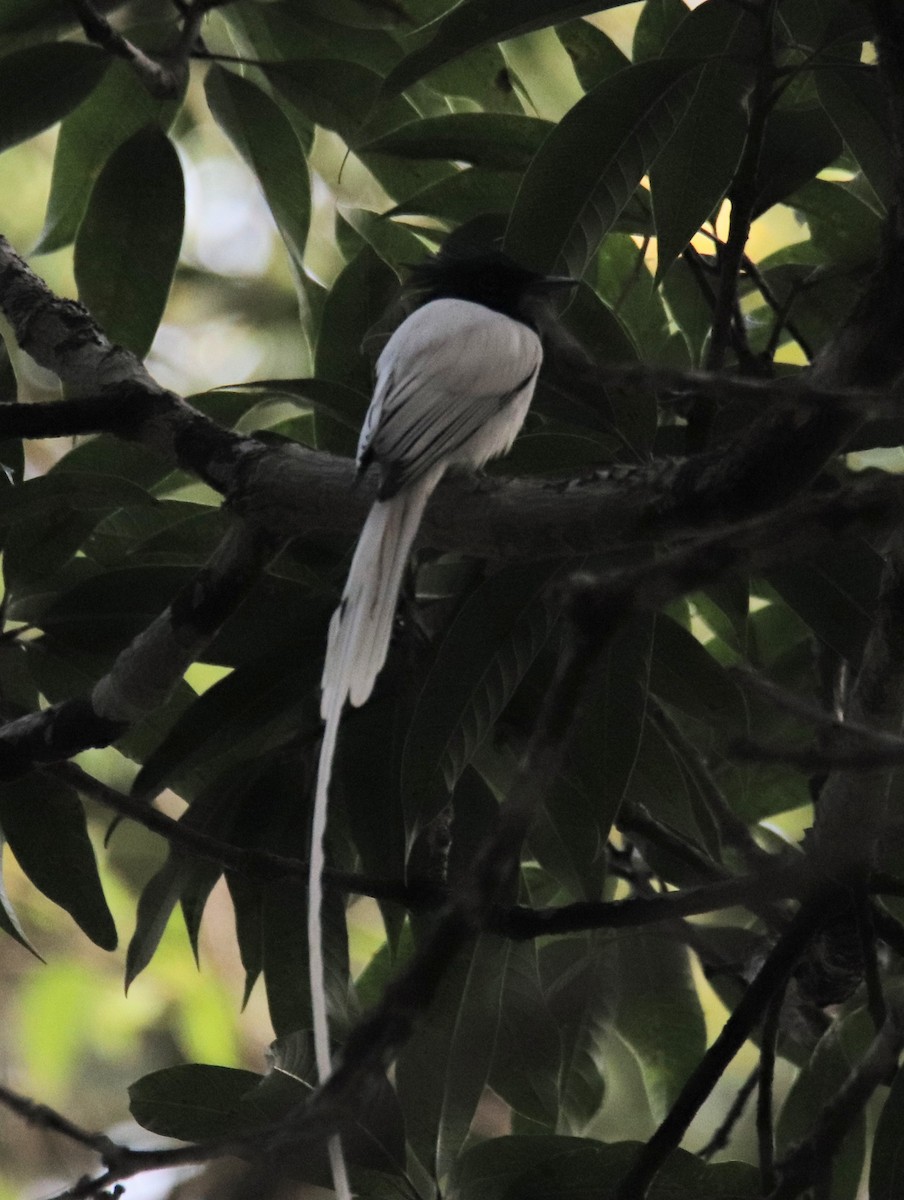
[308,238,575,1200]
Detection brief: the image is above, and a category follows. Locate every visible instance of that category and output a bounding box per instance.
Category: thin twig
[697,1066,760,1160]
[615,896,830,1200]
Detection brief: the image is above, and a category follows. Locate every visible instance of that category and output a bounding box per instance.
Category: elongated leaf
[262,58,383,143]
[131,647,322,803]
[540,936,613,1131]
[205,65,310,273]
[362,113,553,170]
[777,1006,872,1200]
[632,0,688,60]
[555,19,629,93]
[125,855,195,989]
[396,934,508,1184]
[0,42,108,154]
[614,931,705,1121]
[390,167,521,222]
[402,561,562,835]
[505,59,699,276]
[0,773,116,949]
[0,830,40,956]
[487,942,561,1129]
[538,617,653,898]
[816,64,891,207]
[74,126,184,358]
[383,0,631,95]
[225,377,369,433]
[314,244,399,402]
[767,538,880,667]
[870,1057,904,1199]
[453,1135,760,1200]
[651,0,759,276]
[36,59,183,254]
[753,106,843,217]
[130,1063,275,1139]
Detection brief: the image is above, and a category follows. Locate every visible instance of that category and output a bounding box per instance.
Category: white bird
[309,243,575,1200]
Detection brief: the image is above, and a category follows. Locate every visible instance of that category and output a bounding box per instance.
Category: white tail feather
[310,468,442,1200]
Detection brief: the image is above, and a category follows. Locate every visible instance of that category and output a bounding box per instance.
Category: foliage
[0,2,903,1200]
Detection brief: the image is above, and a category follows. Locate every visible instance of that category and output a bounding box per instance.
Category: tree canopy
[2,1,904,1199]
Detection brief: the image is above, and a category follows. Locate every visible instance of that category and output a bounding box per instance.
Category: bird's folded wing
[358,298,542,495]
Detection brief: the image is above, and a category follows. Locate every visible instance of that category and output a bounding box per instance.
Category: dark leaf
[632,0,688,60]
[505,59,700,275]
[816,65,891,208]
[205,65,311,273]
[74,126,184,359]
[36,59,183,254]
[754,106,843,217]
[361,112,553,170]
[383,0,632,95]
[0,773,116,949]
[0,42,108,154]
[453,1134,760,1200]
[555,19,629,92]
[396,933,508,1182]
[777,1005,872,1200]
[130,1063,278,1139]
[614,931,706,1121]
[651,0,759,276]
[402,561,564,836]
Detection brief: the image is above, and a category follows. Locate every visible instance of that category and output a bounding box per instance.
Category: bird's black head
[406,246,575,327]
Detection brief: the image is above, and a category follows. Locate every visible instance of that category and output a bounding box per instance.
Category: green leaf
[614,931,706,1122]
[453,1135,760,1200]
[402,561,563,835]
[39,565,196,653]
[767,538,880,666]
[786,178,882,267]
[362,112,553,170]
[487,942,561,1130]
[390,167,522,222]
[0,42,108,154]
[36,58,183,254]
[125,854,195,989]
[0,772,116,949]
[505,59,699,276]
[870,1055,904,1199]
[204,65,311,273]
[314,244,399,403]
[383,0,631,95]
[262,58,383,143]
[130,648,322,803]
[555,19,629,93]
[753,106,843,217]
[225,377,369,434]
[130,1063,274,1139]
[538,617,653,899]
[540,936,610,1131]
[595,233,672,364]
[396,933,508,1184]
[651,0,759,276]
[0,830,40,956]
[74,126,184,359]
[817,65,891,208]
[632,0,688,60]
[777,1006,872,1200]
